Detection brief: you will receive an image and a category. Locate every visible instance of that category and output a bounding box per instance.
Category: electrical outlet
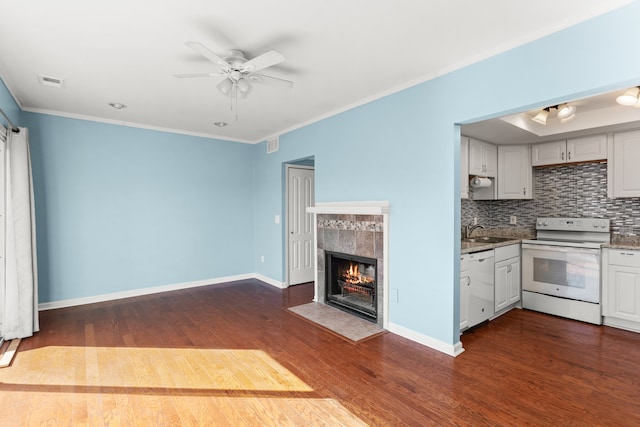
[391,289,399,303]
[510,215,517,225]
[275,215,280,224]
[261,255,265,263]
[473,216,478,225]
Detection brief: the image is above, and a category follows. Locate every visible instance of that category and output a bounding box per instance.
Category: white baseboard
[38,273,285,311]
[254,274,287,289]
[387,321,465,357]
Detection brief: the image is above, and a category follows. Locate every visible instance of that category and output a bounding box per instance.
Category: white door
[288,166,315,285]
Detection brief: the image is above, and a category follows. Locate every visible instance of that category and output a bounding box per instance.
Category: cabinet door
[494,259,509,312]
[507,257,521,305]
[461,137,469,199]
[606,265,640,322]
[483,142,497,177]
[497,145,532,199]
[460,270,470,331]
[468,138,497,177]
[468,138,485,176]
[566,135,607,163]
[495,256,521,312]
[531,140,566,166]
[611,130,640,198]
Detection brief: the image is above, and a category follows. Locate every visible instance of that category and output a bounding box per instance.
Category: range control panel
[536,217,610,232]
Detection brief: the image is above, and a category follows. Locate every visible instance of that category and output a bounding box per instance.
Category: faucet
[464,224,485,239]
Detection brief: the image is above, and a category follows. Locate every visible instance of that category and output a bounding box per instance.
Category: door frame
[284,163,315,287]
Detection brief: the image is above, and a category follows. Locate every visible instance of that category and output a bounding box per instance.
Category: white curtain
[2,127,38,339]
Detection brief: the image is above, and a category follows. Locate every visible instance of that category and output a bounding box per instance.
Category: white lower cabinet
[603,248,640,332]
[494,244,521,313]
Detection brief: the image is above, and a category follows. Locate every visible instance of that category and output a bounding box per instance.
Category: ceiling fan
[174,41,294,99]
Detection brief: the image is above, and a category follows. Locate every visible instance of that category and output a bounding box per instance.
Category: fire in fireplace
[325,251,377,322]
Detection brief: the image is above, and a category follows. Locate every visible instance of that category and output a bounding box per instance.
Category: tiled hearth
[307,202,389,328]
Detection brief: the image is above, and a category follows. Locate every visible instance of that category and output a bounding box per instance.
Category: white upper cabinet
[468,138,497,177]
[531,140,566,166]
[566,135,607,163]
[532,135,607,166]
[609,130,640,198]
[461,137,469,199]
[497,145,532,199]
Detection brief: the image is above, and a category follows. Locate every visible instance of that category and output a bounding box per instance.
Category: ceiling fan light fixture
[557,103,576,120]
[217,78,233,96]
[532,108,549,125]
[616,87,640,106]
[237,77,252,95]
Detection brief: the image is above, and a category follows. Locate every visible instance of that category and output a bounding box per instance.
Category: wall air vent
[38,74,64,88]
[267,137,279,154]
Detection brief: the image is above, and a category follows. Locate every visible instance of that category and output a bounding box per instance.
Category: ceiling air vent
[267,137,279,154]
[38,74,64,88]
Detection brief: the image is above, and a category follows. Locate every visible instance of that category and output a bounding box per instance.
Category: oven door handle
[521,243,601,254]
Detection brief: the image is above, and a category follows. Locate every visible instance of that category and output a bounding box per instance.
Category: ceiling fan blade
[173,72,224,78]
[185,41,230,70]
[240,50,285,73]
[249,73,294,88]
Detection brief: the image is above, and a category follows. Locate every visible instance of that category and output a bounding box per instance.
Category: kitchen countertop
[603,235,640,250]
[461,238,522,254]
[460,228,534,254]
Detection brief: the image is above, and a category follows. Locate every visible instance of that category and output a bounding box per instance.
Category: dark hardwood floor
[1,279,639,425]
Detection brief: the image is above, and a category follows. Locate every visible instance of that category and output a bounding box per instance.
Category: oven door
[522,243,601,303]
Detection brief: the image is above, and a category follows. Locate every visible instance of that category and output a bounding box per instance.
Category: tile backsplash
[462,160,640,235]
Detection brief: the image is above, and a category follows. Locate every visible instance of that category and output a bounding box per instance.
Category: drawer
[494,244,520,262]
[608,249,640,267]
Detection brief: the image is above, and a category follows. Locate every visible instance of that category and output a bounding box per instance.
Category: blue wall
[253,2,640,347]
[2,2,640,349]
[24,113,255,302]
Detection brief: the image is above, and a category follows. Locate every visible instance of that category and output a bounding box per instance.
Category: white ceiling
[0,0,635,143]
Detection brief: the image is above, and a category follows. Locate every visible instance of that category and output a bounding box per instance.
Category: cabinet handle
[466,277,471,286]
[621,252,635,256]
[568,151,572,160]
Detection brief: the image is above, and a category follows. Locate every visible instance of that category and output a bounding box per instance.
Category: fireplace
[325,251,377,322]
[307,202,388,328]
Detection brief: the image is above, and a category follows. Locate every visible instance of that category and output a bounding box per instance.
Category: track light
[532,103,576,125]
[532,108,549,124]
[557,103,576,120]
[616,87,640,107]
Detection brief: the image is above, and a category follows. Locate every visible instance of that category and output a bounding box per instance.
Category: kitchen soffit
[463,88,640,145]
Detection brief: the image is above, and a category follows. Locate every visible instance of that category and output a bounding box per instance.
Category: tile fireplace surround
[307,202,389,328]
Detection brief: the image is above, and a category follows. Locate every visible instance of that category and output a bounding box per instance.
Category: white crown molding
[22,107,254,144]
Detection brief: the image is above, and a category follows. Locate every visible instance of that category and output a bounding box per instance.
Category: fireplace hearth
[325,251,377,321]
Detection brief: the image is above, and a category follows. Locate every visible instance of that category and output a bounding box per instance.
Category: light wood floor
[1,279,639,426]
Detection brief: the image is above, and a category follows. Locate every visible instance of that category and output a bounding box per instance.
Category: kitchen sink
[462,236,514,244]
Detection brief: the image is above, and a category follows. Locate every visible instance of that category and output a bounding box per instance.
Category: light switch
[275,215,280,224]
